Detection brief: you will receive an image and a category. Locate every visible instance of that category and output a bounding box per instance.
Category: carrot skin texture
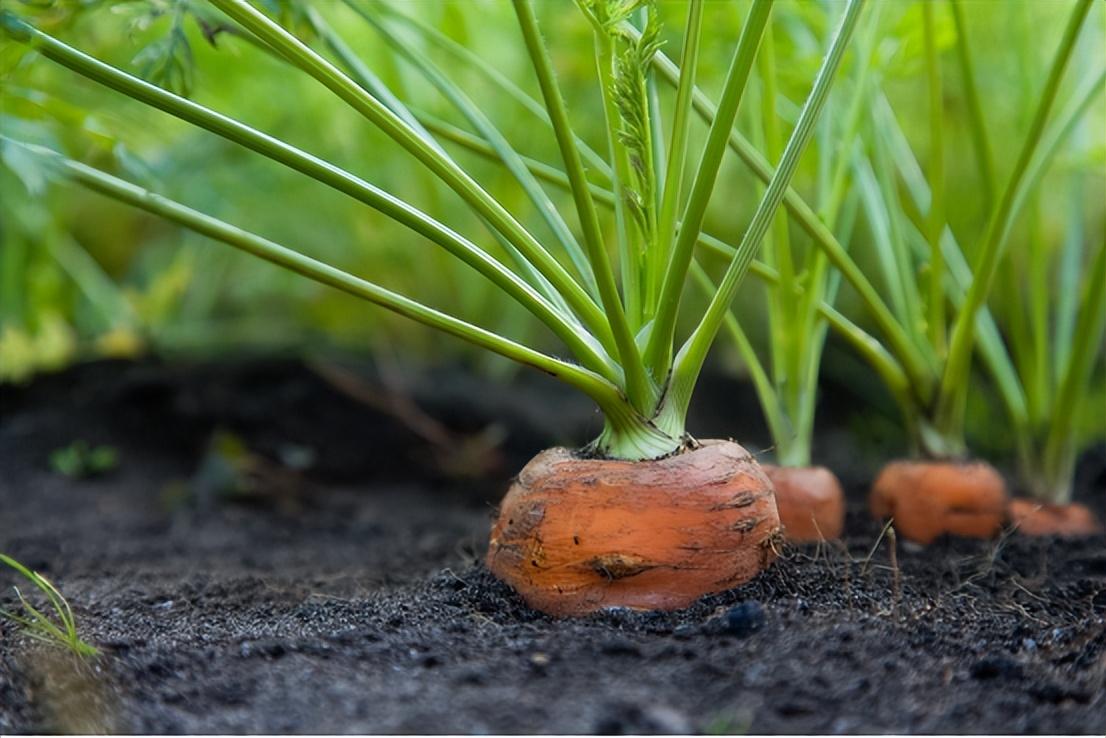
[487,440,781,616]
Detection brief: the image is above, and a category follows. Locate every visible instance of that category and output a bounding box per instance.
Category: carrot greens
[1,0,864,461]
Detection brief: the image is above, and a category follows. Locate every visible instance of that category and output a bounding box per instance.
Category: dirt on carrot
[870,460,1008,544]
[762,464,845,542]
[487,441,781,616]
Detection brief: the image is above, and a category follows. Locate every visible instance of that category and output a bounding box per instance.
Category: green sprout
[0,554,99,659]
[0,0,864,461]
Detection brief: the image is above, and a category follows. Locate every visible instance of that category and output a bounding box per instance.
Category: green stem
[691,263,788,455]
[644,0,773,381]
[593,30,640,329]
[343,4,600,297]
[407,111,615,204]
[207,0,615,351]
[513,0,654,414]
[372,0,614,181]
[652,0,703,320]
[660,0,865,436]
[0,14,620,381]
[922,1,946,358]
[935,0,1092,445]
[948,0,996,210]
[1042,240,1106,504]
[17,139,659,445]
[637,27,936,397]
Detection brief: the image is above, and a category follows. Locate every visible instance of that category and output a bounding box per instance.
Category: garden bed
[1,359,1104,734]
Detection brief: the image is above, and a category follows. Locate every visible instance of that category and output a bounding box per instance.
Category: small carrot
[870,460,1008,545]
[487,441,781,617]
[762,465,845,542]
[1008,499,1102,538]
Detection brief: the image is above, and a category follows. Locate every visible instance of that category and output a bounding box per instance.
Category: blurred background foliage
[1,0,1104,455]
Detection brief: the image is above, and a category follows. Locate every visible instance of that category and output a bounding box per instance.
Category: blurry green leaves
[879,1,955,78]
[1,131,63,195]
[49,440,119,478]
[128,0,196,97]
[0,313,76,383]
[254,0,316,42]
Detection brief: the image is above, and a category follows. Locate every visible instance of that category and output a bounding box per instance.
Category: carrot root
[869,459,1007,544]
[762,464,845,541]
[487,440,781,616]
[1008,499,1102,537]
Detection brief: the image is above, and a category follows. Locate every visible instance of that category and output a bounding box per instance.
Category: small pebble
[724,601,766,637]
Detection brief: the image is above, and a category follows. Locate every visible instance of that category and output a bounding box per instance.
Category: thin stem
[660,0,865,435]
[636,27,936,396]
[371,0,614,180]
[935,0,1093,445]
[343,5,600,297]
[691,263,787,454]
[17,139,642,424]
[513,0,654,413]
[0,16,619,381]
[644,0,773,381]
[875,91,1030,438]
[1043,240,1106,503]
[207,0,615,351]
[411,111,615,204]
[949,0,996,210]
[653,0,703,320]
[922,1,945,357]
[594,30,640,328]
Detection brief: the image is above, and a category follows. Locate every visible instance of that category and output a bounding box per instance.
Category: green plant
[684,0,1099,469]
[988,80,1106,503]
[691,4,878,468]
[49,440,120,478]
[0,554,99,659]
[1,0,864,461]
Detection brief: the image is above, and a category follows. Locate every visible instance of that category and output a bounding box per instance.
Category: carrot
[486,441,781,616]
[1008,499,1102,537]
[870,460,1007,544]
[762,464,845,542]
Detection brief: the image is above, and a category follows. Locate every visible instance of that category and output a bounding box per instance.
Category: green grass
[0,554,98,659]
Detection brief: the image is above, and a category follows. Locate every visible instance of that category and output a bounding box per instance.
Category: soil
[1,357,1104,734]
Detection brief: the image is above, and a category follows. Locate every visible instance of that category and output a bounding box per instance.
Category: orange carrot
[486,440,781,616]
[1008,499,1102,537]
[870,460,1007,544]
[762,464,845,542]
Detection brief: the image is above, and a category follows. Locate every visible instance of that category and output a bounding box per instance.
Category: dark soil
[1,358,1104,734]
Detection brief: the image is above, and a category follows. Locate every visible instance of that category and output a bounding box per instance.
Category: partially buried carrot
[870,460,1008,544]
[487,440,781,617]
[1008,499,1102,537]
[762,464,845,542]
